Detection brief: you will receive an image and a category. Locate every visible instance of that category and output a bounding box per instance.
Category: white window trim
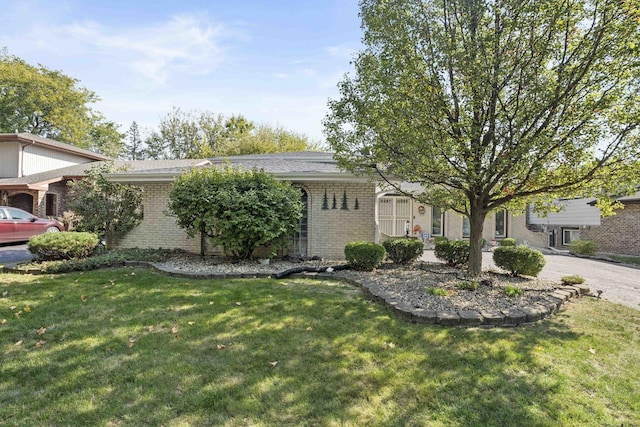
[562,228,580,246]
[495,210,507,238]
[432,207,444,236]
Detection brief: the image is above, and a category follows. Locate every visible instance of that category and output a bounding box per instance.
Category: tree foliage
[66,162,143,249]
[325,0,640,276]
[123,121,146,160]
[168,166,303,260]
[0,49,123,157]
[145,107,319,159]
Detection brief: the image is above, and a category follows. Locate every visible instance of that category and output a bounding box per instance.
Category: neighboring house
[0,133,108,216]
[525,198,601,248]
[581,192,640,256]
[105,151,542,259]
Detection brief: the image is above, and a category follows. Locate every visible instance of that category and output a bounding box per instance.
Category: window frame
[431,206,444,236]
[562,228,580,246]
[494,210,507,238]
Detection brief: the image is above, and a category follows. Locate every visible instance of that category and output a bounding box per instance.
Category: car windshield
[7,208,34,220]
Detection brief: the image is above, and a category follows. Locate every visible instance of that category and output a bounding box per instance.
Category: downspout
[20,138,36,177]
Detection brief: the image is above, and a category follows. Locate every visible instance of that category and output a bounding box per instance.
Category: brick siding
[581,203,640,256]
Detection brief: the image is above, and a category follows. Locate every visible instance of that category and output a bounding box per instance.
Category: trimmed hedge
[382,238,424,265]
[434,239,469,267]
[28,232,100,261]
[500,238,516,247]
[569,240,598,256]
[344,241,386,271]
[493,246,546,277]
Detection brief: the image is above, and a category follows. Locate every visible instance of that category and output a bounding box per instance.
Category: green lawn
[1,267,639,426]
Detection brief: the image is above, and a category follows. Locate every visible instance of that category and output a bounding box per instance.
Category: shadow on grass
[1,268,631,426]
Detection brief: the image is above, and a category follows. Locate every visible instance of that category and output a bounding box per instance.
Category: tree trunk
[200,225,206,258]
[467,208,488,277]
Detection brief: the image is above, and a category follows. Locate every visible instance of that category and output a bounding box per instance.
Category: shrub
[561,275,586,285]
[28,232,100,261]
[457,280,478,291]
[434,239,469,267]
[569,240,598,256]
[500,238,516,247]
[344,241,386,271]
[503,285,524,297]
[433,236,449,245]
[493,246,546,277]
[427,287,448,296]
[383,238,424,264]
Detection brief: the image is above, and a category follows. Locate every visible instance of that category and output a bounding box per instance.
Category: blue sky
[0,0,363,144]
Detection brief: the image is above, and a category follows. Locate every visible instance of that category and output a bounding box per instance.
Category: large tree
[325,0,640,276]
[0,49,123,156]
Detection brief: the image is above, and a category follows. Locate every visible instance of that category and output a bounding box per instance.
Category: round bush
[344,241,386,271]
[493,246,546,277]
[382,238,424,264]
[28,232,100,261]
[434,239,469,267]
[569,240,597,256]
[500,238,516,247]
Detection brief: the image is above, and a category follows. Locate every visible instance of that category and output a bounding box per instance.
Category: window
[495,210,507,237]
[291,189,308,256]
[45,194,57,216]
[562,228,580,246]
[462,216,470,238]
[432,206,444,236]
[379,196,412,236]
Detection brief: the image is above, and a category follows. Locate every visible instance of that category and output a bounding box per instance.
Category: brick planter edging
[331,273,589,327]
[2,260,589,327]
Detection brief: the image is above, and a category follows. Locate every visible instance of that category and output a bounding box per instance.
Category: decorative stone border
[2,260,589,327]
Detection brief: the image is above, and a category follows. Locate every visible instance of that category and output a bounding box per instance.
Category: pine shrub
[344,241,386,271]
[382,238,424,264]
[434,239,469,267]
[28,232,100,261]
[493,246,546,277]
[569,240,598,256]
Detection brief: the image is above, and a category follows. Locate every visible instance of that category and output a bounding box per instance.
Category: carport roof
[0,159,211,191]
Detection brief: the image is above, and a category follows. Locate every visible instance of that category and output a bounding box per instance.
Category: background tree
[145,107,320,159]
[67,162,143,249]
[168,166,302,260]
[123,121,146,160]
[325,0,640,276]
[0,49,123,156]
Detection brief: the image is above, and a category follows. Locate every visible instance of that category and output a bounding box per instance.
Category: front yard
[1,267,639,426]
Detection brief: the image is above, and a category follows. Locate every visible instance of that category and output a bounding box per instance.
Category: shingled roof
[0,159,211,191]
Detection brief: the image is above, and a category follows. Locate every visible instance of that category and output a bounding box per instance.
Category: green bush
[503,285,524,297]
[457,280,478,291]
[569,240,598,256]
[434,240,469,267]
[500,238,516,247]
[433,236,449,244]
[493,246,546,277]
[382,238,424,264]
[31,248,176,273]
[344,241,386,271]
[561,275,586,285]
[28,232,100,261]
[427,287,448,296]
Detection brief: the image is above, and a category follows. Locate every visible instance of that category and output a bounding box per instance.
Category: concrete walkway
[422,250,640,310]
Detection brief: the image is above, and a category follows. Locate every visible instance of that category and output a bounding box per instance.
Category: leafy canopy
[0,49,123,157]
[66,162,143,249]
[325,0,640,275]
[145,107,320,159]
[168,166,303,260]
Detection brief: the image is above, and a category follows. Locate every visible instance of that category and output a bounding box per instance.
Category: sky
[0,0,363,144]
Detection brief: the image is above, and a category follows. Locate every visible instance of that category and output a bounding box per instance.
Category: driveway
[0,243,34,264]
[422,250,640,310]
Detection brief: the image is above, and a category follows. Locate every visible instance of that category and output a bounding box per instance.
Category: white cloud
[2,12,244,85]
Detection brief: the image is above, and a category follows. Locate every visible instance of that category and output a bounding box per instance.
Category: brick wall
[581,203,640,256]
[303,182,377,259]
[116,181,378,260]
[116,182,200,252]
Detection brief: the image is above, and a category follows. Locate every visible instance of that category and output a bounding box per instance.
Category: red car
[0,206,64,243]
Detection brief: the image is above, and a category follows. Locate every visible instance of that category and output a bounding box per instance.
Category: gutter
[19,138,36,177]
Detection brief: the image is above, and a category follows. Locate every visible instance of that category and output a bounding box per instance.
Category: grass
[1,267,639,426]
[610,254,640,266]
